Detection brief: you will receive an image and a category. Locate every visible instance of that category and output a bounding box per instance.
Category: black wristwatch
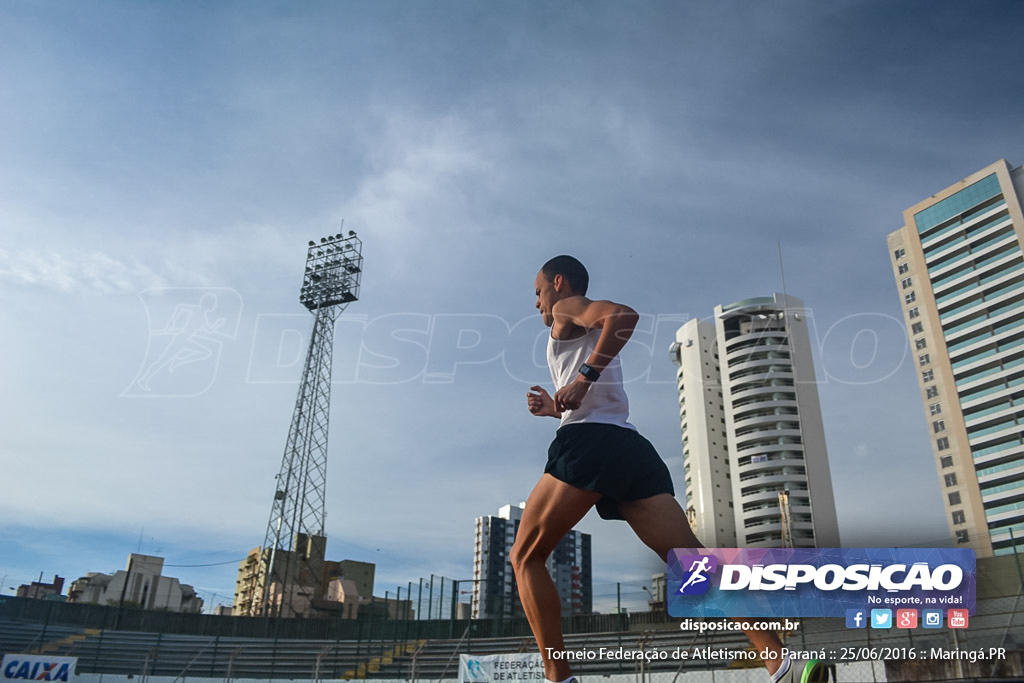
[578,363,601,382]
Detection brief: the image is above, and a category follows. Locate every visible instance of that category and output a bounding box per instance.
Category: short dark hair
[541,255,589,295]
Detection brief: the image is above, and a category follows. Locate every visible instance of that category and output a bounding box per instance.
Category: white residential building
[670,294,841,549]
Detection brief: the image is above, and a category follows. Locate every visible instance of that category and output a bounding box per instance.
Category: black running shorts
[544,422,676,521]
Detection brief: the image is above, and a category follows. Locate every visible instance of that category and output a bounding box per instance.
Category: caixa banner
[1,655,76,682]
[667,548,975,618]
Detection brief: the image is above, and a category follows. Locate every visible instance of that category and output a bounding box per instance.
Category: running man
[511,255,832,683]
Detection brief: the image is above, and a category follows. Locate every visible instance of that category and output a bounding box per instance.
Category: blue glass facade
[914,173,1002,234]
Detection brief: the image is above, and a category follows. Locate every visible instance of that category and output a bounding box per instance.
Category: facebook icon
[845,609,866,629]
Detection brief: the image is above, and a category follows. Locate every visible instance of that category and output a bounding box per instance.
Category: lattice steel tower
[252,229,363,617]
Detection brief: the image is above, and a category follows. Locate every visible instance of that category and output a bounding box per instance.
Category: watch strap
[579,363,601,382]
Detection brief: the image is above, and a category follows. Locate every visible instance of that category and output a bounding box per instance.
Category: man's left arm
[553,298,639,412]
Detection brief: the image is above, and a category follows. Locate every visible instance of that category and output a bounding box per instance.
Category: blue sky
[2,0,1023,612]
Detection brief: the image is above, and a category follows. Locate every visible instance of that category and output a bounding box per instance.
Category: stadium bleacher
[3,595,1024,680]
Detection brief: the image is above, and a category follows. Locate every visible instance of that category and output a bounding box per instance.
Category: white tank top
[547,328,634,429]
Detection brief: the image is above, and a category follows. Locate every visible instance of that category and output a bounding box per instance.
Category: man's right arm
[527,386,561,418]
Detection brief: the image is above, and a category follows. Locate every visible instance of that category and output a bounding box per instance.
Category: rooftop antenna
[777,240,789,304]
[777,241,801,549]
[777,240,798,324]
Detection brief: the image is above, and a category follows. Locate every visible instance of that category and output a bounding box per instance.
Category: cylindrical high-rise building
[671,294,841,549]
[669,318,736,547]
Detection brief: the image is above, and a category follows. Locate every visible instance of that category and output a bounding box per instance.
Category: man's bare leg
[618,494,786,677]
[511,474,603,682]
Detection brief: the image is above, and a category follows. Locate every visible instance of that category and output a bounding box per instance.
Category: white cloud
[0,248,173,294]
[339,111,495,277]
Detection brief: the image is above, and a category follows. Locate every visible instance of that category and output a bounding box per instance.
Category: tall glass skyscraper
[887,159,1024,558]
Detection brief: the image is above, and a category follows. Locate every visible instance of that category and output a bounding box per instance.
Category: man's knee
[509,539,533,576]
[510,541,525,576]
[510,531,548,576]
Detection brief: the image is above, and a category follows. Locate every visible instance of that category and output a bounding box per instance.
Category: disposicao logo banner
[667,548,975,618]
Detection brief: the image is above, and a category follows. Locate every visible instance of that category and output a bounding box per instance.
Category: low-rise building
[68,554,203,613]
[16,575,66,601]
[232,536,377,619]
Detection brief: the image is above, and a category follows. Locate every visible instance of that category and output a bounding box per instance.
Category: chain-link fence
[370,577,657,624]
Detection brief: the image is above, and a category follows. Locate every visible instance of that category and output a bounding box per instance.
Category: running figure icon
[678,556,713,594]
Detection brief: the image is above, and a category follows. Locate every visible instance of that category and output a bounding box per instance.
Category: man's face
[534,270,558,327]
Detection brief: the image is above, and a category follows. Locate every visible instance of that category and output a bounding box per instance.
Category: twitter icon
[871,609,893,629]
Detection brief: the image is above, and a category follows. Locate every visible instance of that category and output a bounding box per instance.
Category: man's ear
[552,273,565,292]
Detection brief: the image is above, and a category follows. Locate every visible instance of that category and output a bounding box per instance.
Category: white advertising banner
[1,655,77,682]
[460,652,544,683]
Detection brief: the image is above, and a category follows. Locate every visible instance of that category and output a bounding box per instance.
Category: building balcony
[969,421,1024,449]
[965,399,1024,429]
[949,327,1024,370]
[730,374,796,396]
[982,501,1024,525]
[734,428,803,450]
[732,394,799,413]
[742,501,813,519]
[733,400,800,421]
[974,442,1024,472]
[979,476,1024,505]
[736,444,805,462]
[737,456,806,479]
[738,469,808,489]
[723,326,788,351]
[940,280,1024,331]
[733,412,801,432]
[961,372,1024,409]
[742,520,783,534]
[924,217,1014,270]
[725,342,791,364]
[728,358,795,382]
[935,256,1024,313]
[932,243,1020,299]
[738,486,809,506]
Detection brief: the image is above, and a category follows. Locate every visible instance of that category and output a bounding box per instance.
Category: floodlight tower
[257,229,363,617]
